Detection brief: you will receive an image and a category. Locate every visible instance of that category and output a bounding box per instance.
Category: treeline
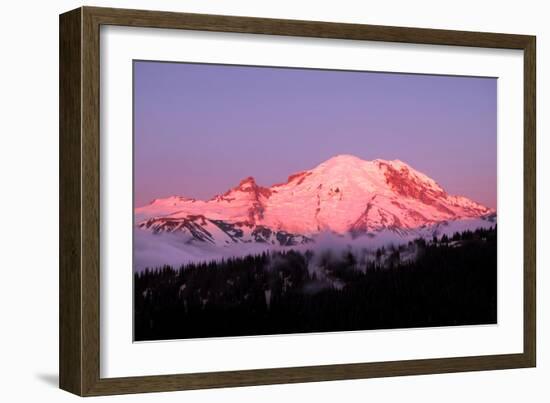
[134,227,497,341]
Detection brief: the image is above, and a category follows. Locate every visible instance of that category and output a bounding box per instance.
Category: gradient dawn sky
[134,61,497,209]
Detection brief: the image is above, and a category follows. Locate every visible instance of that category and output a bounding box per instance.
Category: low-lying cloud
[134,217,496,272]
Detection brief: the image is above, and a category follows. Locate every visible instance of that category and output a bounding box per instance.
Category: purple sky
[134,61,497,209]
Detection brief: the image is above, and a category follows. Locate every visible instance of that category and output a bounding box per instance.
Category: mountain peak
[237,176,257,188]
[136,154,493,236]
[223,176,272,200]
[322,154,365,166]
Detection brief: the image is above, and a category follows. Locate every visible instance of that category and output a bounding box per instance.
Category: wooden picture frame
[59,6,536,396]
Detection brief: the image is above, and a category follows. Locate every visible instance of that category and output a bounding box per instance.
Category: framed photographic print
[59,6,536,396]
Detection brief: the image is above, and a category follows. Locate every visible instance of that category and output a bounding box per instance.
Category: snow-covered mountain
[136,155,495,246]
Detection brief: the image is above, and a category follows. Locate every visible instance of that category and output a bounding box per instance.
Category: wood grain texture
[59,8,82,396]
[85,6,532,49]
[59,6,537,396]
[81,6,101,396]
[523,38,536,367]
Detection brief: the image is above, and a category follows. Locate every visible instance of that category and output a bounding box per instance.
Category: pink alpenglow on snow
[136,155,495,247]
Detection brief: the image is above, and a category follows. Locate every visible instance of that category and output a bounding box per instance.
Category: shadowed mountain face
[136,155,494,246]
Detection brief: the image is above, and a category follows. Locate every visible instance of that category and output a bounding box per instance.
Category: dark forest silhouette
[134,227,497,341]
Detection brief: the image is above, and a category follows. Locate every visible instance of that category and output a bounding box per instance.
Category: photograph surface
[133,61,497,341]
